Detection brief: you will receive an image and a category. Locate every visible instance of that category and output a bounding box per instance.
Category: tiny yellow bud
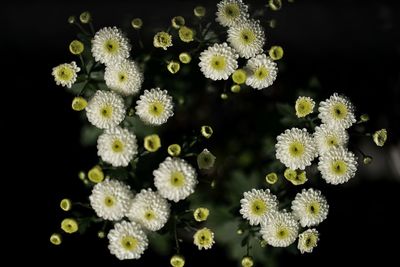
[231,84,241,93]
[171,16,185,29]
[284,168,297,181]
[167,61,181,74]
[69,40,84,55]
[60,199,72,211]
[71,97,88,111]
[168,144,181,157]
[221,93,228,100]
[201,125,213,139]
[193,207,210,222]
[144,134,161,152]
[179,52,192,64]
[237,229,243,235]
[79,11,91,24]
[179,26,195,43]
[373,129,387,147]
[193,228,215,250]
[266,172,278,184]
[61,218,79,234]
[97,231,105,238]
[363,156,373,165]
[67,16,76,24]
[153,32,173,50]
[50,233,62,245]
[292,170,308,185]
[88,165,104,183]
[269,0,282,11]
[194,6,206,17]
[360,114,369,122]
[232,69,247,84]
[241,256,254,267]
[78,171,86,180]
[269,45,284,60]
[170,255,185,267]
[131,18,143,29]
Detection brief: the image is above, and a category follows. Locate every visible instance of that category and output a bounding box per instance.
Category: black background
[4,0,400,266]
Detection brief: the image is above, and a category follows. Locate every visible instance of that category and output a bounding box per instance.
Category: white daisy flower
[91,27,131,65]
[227,19,265,59]
[239,189,278,226]
[297,229,319,254]
[89,179,133,221]
[275,128,317,170]
[314,124,349,155]
[97,127,138,167]
[128,188,170,232]
[86,90,126,129]
[291,188,329,227]
[135,88,174,125]
[318,93,356,129]
[52,61,80,88]
[216,0,249,27]
[245,54,278,89]
[108,221,148,260]
[318,147,358,185]
[153,157,198,202]
[260,211,299,247]
[104,59,143,96]
[199,43,239,81]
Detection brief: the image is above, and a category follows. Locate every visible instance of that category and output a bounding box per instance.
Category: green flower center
[326,136,338,147]
[148,101,165,117]
[104,196,115,207]
[100,105,113,118]
[111,139,124,153]
[288,141,305,157]
[331,160,347,175]
[331,103,348,120]
[240,29,256,45]
[118,72,127,82]
[224,3,240,18]
[56,66,74,81]
[210,55,227,71]
[250,199,267,215]
[170,171,185,187]
[144,210,156,221]
[296,99,313,116]
[121,236,138,251]
[276,227,288,239]
[254,67,269,80]
[307,202,320,215]
[104,39,119,54]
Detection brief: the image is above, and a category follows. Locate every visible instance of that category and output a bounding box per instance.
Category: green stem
[174,216,180,253]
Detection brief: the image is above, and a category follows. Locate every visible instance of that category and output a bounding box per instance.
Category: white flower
[135,88,174,125]
[297,229,319,254]
[275,128,317,170]
[153,157,198,202]
[91,27,131,65]
[128,188,170,231]
[245,54,278,89]
[86,90,126,129]
[239,189,278,226]
[314,124,349,155]
[318,147,358,185]
[108,221,148,260]
[260,211,299,247]
[228,19,265,59]
[216,0,249,27]
[104,59,143,96]
[318,93,356,129]
[97,127,138,167]
[89,179,133,221]
[199,43,238,81]
[291,188,329,227]
[52,61,80,88]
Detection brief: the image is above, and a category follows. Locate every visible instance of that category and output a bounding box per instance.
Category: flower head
[50,233,62,245]
[61,218,79,234]
[104,59,143,96]
[168,144,182,157]
[269,45,284,60]
[170,255,185,267]
[240,189,278,225]
[216,0,249,27]
[298,229,319,254]
[314,124,349,155]
[71,96,87,111]
[295,96,315,118]
[260,211,299,247]
[88,165,104,183]
[179,26,195,43]
[197,149,216,170]
[52,62,80,88]
[193,227,215,250]
[373,129,387,147]
[153,32,173,50]
[144,134,161,152]
[245,54,278,90]
[193,207,210,222]
[318,93,356,129]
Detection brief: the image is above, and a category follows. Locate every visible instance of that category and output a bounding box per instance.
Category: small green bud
[167,61,181,74]
[79,11,91,24]
[231,84,241,93]
[131,18,143,29]
[194,6,206,17]
[221,93,228,100]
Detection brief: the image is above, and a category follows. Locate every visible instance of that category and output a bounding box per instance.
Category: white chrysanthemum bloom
[199,43,239,81]
[128,188,170,231]
[318,93,356,129]
[260,211,299,247]
[52,61,80,88]
[97,127,138,167]
[135,88,174,125]
[153,157,198,202]
[89,179,133,221]
[239,189,278,226]
[86,90,126,129]
[91,27,131,65]
[298,229,319,254]
[318,147,358,185]
[227,19,265,59]
[216,0,249,27]
[108,221,148,260]
[245,54,278,89]
[291,188,329,227]
[275,128,317,170]
[314,124,349,155]
[104,59,143,96]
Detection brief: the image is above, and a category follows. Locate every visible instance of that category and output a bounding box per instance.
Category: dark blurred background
[3,0,400,266]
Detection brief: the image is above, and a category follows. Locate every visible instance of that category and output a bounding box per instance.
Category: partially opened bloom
[52,61,80,88]
[297,229,319,254]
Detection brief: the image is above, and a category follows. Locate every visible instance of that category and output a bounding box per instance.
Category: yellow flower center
[224,3,240,18]
[331,160,348,175]
[56,66,74,81]
[331,103,348,120]
[170,171,185,187]
[288,141,305,157]
[121,236,138,251]
[118,72,127,82]
[111,139,124,153]
[250,199,267,215]
[210,55,227,71]
[240,28,256,45]
[104,39,119,54]
[305,235,317,248]
[148,101,165,117]
[326,136,338,147]
[104,196,115,207]
[144,210,156,221]
[276,227,289,239]
[307,202,320,215]
[296,99,313,117]
[254,66,269,80]
[100,105,113,119]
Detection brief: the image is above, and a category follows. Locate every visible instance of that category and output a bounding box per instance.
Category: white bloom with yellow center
[91,27,131,65]
[52,61,80,88]
[97,127,138,167]
[199,43,239,81]
[108,220,148,260]
[128,188,170,231]
[228,19,265,59]
[318,93,356,129]
[153,157,198,202]
[297,228,319,254]
[216,0,249,27]
[318,146,358,185]
[314,124,349,155]
[135,88,174,125]
[260,211,299,247]
[275,128,317,170]
[240,189,278,225]
[245,54,278,90]
[86,90,126,129]
[104,59,143,96]
[291,188,329,227]
[295,96,315,118]
[193,227,215,250]
[89,179,133,221]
